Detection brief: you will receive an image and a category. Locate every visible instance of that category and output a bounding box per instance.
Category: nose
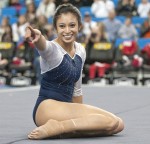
[64,26,71,33]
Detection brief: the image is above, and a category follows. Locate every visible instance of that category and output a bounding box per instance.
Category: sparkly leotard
[33,40,86,124]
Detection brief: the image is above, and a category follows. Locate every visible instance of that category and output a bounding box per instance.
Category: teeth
[64,35,72,38]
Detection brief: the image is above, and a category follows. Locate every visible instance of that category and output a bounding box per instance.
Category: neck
[56,38,74,52]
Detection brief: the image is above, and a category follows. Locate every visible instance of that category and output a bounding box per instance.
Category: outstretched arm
[25,25,47,51]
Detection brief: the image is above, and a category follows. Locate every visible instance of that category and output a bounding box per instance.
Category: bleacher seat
[113,38,140,85]
[113,0,119,7]
[9,17,18,24]
[115,38,131,48]
[135,0,141,6]
[48,17,53,24]
[116,16,125,23]
[34,0,41,8]
[0,16,18,25]
[137,38,150,85]
[92,17,106,22]
[137,38,150,49]
[0,16,2,24]
[79,6,93,17]
[19,0,25,6]
[1,7,17,17]
[132,16,146,25]
[19,7,27,15]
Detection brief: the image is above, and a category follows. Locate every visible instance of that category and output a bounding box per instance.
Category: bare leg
[28,99,124,139]
[28,114,119,139]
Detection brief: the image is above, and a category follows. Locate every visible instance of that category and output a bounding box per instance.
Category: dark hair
[53,3,82,29]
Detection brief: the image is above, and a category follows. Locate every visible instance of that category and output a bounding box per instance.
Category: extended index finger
[25,25,35,42]
[26,25,35,33]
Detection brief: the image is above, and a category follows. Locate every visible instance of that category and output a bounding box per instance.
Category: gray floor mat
[0,86,150,144]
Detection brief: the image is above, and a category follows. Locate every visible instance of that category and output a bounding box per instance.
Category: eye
[59,24,65,28]
[70,23,76,28]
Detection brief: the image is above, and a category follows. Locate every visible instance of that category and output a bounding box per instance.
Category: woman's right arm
[25,25,46,51]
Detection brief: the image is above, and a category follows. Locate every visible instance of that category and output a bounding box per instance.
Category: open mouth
[63,35,73,40]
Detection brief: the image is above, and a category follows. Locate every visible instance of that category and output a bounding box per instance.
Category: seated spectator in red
[140,11,150,38]
[118,16,138,40]
[87,23,111,79]
[116,0,138,17]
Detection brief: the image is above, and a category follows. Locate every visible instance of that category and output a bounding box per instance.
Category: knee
[109,117,124,135]
[106,117,119,132]
[117,117,124,132]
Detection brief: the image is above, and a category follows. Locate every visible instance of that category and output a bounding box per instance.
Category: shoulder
[75,41,86,61]
[46,40,61,50]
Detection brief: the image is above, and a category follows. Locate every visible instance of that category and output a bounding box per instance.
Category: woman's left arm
[72,95,83,103]
[72,43,86,104]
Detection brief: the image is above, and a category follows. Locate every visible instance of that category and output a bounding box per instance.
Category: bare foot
[28,119,63,140]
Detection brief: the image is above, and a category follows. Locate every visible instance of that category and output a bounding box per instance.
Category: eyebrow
[58,22,76,25]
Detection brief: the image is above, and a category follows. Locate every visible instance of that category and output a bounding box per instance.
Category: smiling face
[55,12,80,46]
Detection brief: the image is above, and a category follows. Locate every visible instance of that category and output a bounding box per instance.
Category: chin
[63,38,75,43]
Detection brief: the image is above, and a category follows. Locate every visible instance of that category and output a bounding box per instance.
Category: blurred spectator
[89,22,109,43]
[1,25,13,42]
[82,12,97,37]
[140,10,150,38]
[36,0,56,18]
[12,15,29,43]
[86,23,109,61]
[76,25,87,44]
[138,0,150,18]
[81,0,93,6]
[55,0,92,7]
[91,0,115,18]
[118,16,138,39]
[25,2,37,23]
[86,23,111,78]
[36,15,49,36]
[45,24,57,41]
[55,0,70,7]
[0,0,8,10]
[116,0,138,17]
[8,0,23,11]
[103,9,122,42]
[55,0,82,7]
[33,49,42,84]
[0,17,10,41]
[72,0,83,8]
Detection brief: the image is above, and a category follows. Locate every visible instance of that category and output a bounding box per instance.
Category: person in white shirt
[118,16,138,39]
[36,0,56,18]
[82,12,97,36]
[91,0,115,18]
[138,0,150,17]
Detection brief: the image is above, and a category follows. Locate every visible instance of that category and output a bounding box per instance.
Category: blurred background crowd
[0,0,150,87]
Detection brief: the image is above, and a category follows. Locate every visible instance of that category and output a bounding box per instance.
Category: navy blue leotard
[33,40,86,124]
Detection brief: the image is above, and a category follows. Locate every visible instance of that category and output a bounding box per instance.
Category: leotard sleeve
[37,40,64,74]
[73,43,86,97]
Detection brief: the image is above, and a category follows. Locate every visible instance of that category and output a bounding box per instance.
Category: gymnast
[25,3,124,139]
